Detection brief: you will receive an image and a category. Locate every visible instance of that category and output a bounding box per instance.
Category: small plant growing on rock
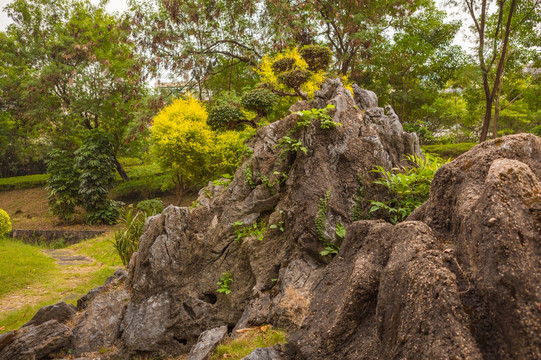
[315,189,341,256]
[315,188,331,242]
[234,220,268,242]
[243,165,256,189]
[295,104,340,130]
[369,153,447,224]
[351,176,367,221]
[217,271,233,294]
[277,136,307,158]
[270,209,286,232]
[0,208,12,238]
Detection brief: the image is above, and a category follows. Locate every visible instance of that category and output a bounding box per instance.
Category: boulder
[0,320,71,360]
[187,326,228,360]
[22,302,76,328]
[410,134,541,359]
[241,347,282,360]
[71,287,130,356]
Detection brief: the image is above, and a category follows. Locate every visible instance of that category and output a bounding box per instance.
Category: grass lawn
[421,142,477,160]
[0,174,49,191]
[0,234,122,333]
[211,327,287,360]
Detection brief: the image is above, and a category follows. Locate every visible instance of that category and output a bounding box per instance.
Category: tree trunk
[493,86,501,139]
[175,183,184,206]
[479,96,493,143]
[114,156,130,181]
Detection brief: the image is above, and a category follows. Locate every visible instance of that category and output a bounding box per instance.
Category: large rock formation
[1,79,540,360]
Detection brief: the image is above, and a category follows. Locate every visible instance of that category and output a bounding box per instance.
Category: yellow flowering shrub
[151,96,245,200]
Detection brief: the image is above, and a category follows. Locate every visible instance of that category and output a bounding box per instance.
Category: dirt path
[0,248,103,316]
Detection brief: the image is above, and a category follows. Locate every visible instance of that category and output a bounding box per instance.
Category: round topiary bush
[271,57,296,74]
[278,69,311,89]
[0,208,12,238]
[241,88,278,117]
[207,103,244,131]
[299,44,333,72]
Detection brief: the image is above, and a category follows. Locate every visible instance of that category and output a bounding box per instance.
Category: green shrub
[46,149,80,222]
[278,68,312,89]
[0,174,49,191]
[241,88,278,117]
[111,206,146,266]
[369,154,447,224]
[271,57,296,73]
[0,209,11,237]
[532,125,541,136]
[207,103,245,131]
[75,129,121,225]
[136,198,164,216]
[299,44,333,72]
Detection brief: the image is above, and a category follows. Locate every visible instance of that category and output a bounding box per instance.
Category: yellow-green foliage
[211,327,287,360]
[214,131,248,174]
[151,96,246,193]
[256,48,326,99]
[0,209,11,237]
[152,96,214,190]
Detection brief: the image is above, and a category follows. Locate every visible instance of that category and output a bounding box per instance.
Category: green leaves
[369,154,448,224]
[294,104,340,131]
[217,271,233,294]
[74,129,120,224]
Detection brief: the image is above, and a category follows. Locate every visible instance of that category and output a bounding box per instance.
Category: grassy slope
[421,142,477,160]
[0,234,121,333]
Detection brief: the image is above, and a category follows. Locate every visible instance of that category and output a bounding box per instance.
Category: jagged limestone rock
[19,82,541,360]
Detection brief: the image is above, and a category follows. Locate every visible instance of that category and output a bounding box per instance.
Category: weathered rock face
[285,134,541,359]
[11,79,540,360]
[0,320,72,360]
[409,134,541,359]
[113,79,423,358]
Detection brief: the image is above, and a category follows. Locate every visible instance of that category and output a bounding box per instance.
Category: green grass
[421,142,477,160]
[0,174,49,191]
[211,328,287,360]
[0,234,122,333]
[0,238,56,298]
[70,232,122,266]
[111,174,173,200]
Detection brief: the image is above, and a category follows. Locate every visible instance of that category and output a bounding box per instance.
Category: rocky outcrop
[409,134,541,359]
[8,79,541,360]
[284,134,541,359]
[0,320,71,360]
[187,326,228,360]
[108,78,422,358]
